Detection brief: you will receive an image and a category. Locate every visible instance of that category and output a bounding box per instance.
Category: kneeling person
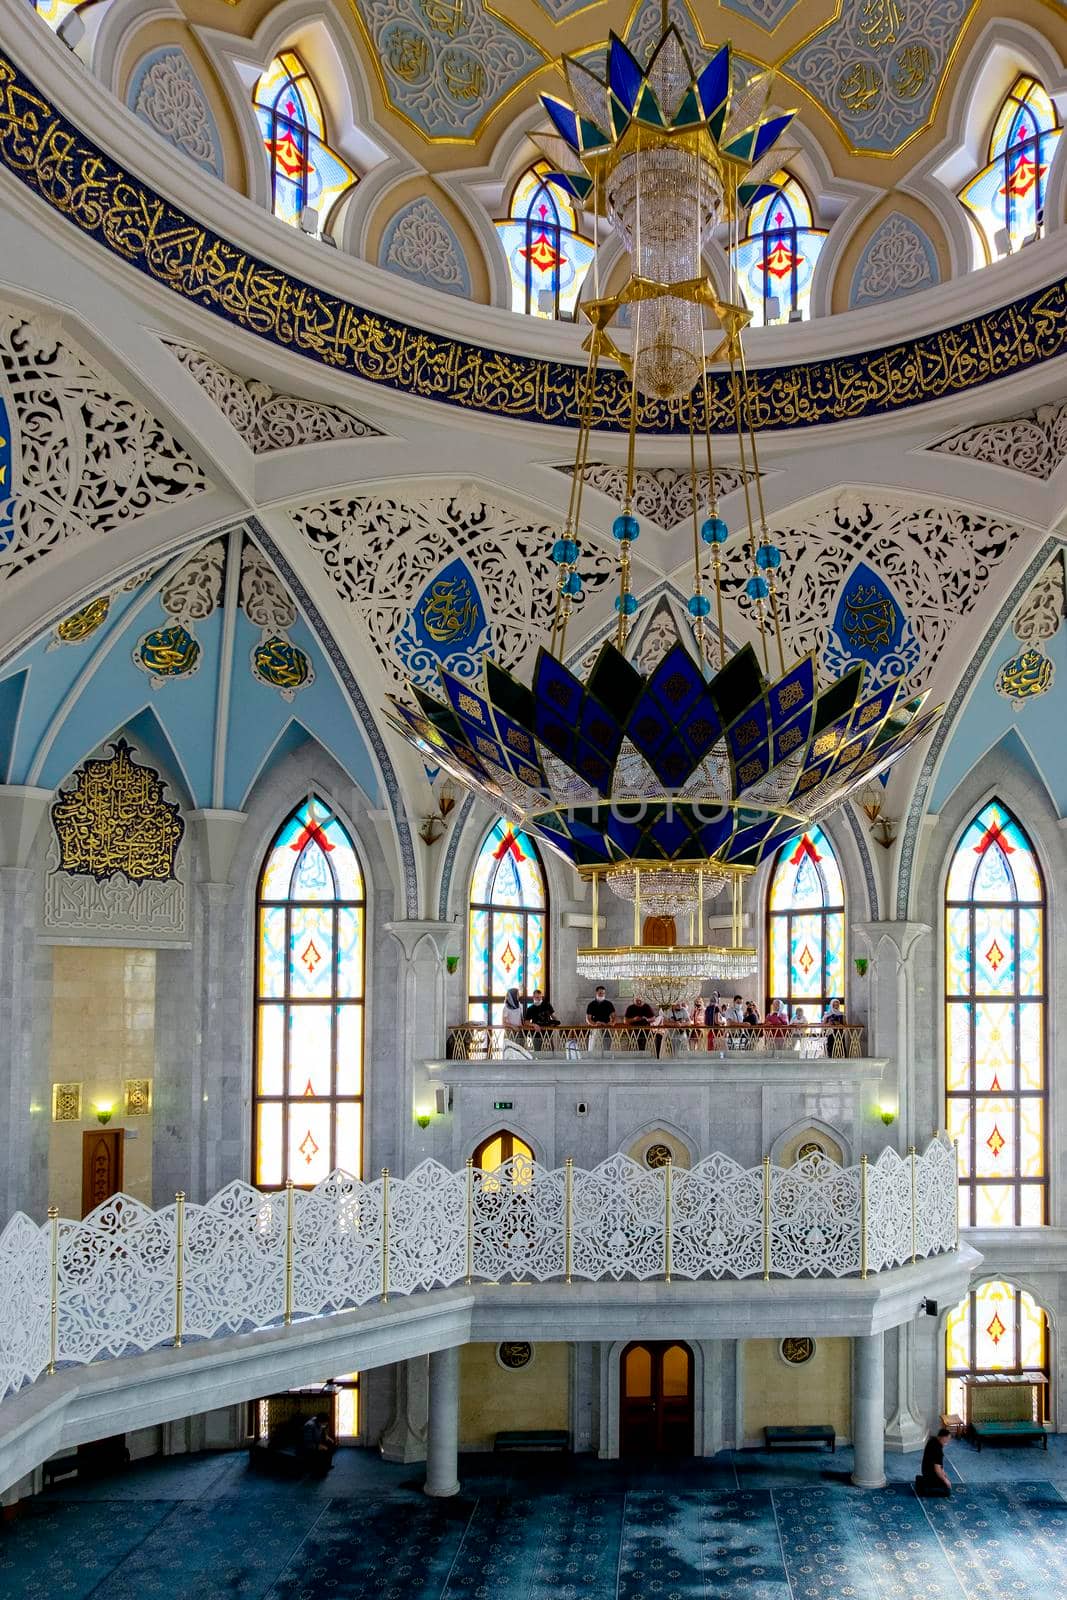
[915,1426,952,1497]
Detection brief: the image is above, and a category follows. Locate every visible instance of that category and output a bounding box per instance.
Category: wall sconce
[859,783,898,849]
[419,780,457,847]
[94,1101,114,1125]
[414,1107,433,1130]
[445,954,459,975]
[878,1105,897,1126]
[854,957,869,977]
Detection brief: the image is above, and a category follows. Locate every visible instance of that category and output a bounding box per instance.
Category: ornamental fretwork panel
[0,1143,958,1403]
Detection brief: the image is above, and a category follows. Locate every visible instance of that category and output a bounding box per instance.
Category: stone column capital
[0,785,52,868]
[187,810,247,885]
[852,921,931,971]
[385,918,460,964]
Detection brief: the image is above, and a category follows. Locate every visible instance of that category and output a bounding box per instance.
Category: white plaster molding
[0,787,52,869]
[188,810,247,884]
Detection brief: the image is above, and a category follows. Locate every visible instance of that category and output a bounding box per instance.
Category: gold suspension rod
[737,339,786,676]
[727,338,769,675]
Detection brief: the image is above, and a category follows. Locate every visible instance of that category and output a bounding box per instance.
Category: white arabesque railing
[0,1142,958,1403]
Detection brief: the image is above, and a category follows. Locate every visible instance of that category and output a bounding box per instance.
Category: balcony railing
[446,1021,867,1061]
[0,1142,957,1404]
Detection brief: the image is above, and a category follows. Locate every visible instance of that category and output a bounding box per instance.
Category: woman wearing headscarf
[502,986,524,1051]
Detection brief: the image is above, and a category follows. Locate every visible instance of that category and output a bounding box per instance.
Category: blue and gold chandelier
[387,12,940,989]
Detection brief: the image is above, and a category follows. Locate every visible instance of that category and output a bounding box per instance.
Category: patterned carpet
[2,1445,1066,1599]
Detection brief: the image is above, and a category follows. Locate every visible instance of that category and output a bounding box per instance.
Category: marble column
[380,1356,429,1463]
[0,788,53,1219]
[852,1331,887,1488]
[385,921,459,1173]
[424,1345,460,1498]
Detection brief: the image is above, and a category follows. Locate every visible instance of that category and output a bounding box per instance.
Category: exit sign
[494,1100,514,1111]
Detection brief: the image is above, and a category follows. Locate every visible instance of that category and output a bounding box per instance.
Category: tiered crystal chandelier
[386,11,941,997]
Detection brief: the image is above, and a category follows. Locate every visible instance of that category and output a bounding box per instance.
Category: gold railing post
[284,1178,295,1326]
[564,1157,574,1284]
[465,1157,474,1285]
[174,1191,185,1348]
[762,1156,771,1281]
[910,1146,918,1264]
[663,1157,672,1284]
[380,1168,390,1304]
[46,1206,59,1376]
[860,1156,869,1280]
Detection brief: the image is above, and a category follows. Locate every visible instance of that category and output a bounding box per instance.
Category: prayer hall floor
[2,1436,1066,1599]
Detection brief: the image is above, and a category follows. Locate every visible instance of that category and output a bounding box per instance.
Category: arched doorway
[620,1341,694,1457]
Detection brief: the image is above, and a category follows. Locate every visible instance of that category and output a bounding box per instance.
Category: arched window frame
[945,1279,1049,1419]
[731,171,828,327]
[471,1129,534,1170]
[253,795,365,1189]
[252,50,357,228]
[467,819,549,1025]
[765,826,846,1021]
[494,161,596,320]
[958,75,1061,261]
[944,799,1047,1228]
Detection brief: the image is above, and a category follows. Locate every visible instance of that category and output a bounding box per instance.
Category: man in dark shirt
[524,989,558,1050]
[915,1426,952,1496]
[586,986,615,1053]
[624,994,655,1053]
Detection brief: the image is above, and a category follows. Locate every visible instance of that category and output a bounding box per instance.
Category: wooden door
[643,915,677,948]
[620,1341,694,1458]
[82,1129,124,1217]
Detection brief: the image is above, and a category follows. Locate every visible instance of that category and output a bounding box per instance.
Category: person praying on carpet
[915,1425,952,1497]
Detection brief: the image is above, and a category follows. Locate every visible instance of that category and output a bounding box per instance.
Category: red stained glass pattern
[986,1310,1006,1345]
[945,800,1046,1227]
[469,819,548,1025]
[766,827,845,1020]
[254,798,365,1188]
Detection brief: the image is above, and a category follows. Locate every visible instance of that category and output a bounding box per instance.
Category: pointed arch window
[766,827,845,1020]
[254,797,364,1188]
[959,76,1060,260]
[468,819,547,1024]
[945,1280,1048,1419]
[945,801,1046,1227]
[495,161,595,320]
[253,51,356,229]
[732,171,827,327]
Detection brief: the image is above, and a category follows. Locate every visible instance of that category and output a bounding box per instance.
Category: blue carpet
[4,1450,1067,1599]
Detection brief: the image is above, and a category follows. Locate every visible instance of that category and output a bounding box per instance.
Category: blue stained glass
[253,52,356,229]
[765,826,844,1018]
[959,78,1060,259]
[495,163,595,320]
[731,172,827,328]
[469,818,548,1021]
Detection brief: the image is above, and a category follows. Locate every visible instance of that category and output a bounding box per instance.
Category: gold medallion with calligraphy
[51,739,185,883]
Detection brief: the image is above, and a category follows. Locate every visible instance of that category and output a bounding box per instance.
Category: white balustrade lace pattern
[0,1142,957,1402]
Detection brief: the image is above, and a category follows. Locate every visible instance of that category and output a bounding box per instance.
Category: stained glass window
[731,172,827,327]
[495,162,595,320]
[959,77,1060,261]
[468,819,547,1025]
[254,797,364,1188]
[253,52,356,229]
[945,801,1046,1227]
[30,0,81,31]
[766,827,845,1020]
[945,1280,1048,1418]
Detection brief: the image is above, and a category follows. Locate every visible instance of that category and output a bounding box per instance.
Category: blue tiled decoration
[784,0,972,155]
[354,0,545,140]
[379,197,472,298]
[850,212,941,308]
[824,561,920,691]
[394,557,491,688]
[125,48,224,179]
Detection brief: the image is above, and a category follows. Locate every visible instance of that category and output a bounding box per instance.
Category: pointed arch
[765,826,845,1022]
[253,50,356,228]
[945,1278,1049,1419]
[253,794,365,1187]
[731,171,827,327]
[467,817,548,1025]
[494,161,595,320]
[945,799,1047,1227]
[958,75,1061,260]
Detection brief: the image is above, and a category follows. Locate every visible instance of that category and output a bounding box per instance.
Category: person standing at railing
[624,994,655,1053]
[658,999,691,1056]
[586,986,615,1053]
[524,989,559,1051]
[502,987,524,1053]
[691,996,706,1050]
[765,998,790,1043]
[822,997,847,1058]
